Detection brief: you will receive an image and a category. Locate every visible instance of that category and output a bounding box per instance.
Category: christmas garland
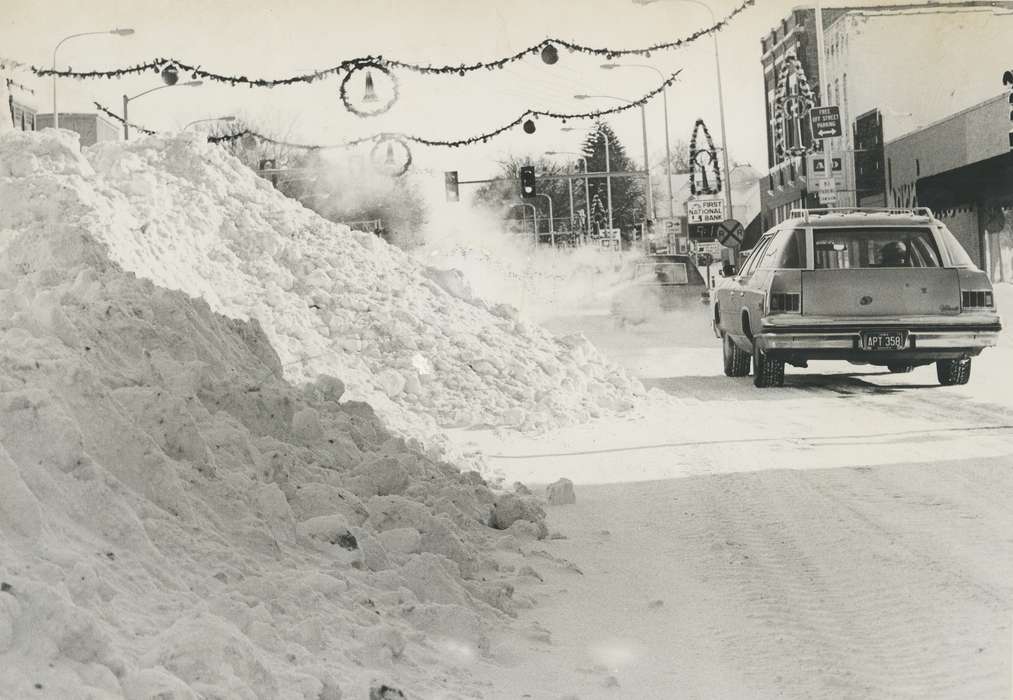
[31,1,751,84]
[773,54,815,159]
[92,101,157,135]
[89,66,681,174]
[689,118,721,195]
[339,61,399,118]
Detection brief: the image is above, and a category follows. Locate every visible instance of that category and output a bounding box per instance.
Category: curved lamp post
[601,63,674,225]
[52,28,134,129]
[633,0,733,219]
[562,125,613,240]
[545,150,589,242]
[183,115,236,131]
[123,80,202,140]
[574,94,654,222]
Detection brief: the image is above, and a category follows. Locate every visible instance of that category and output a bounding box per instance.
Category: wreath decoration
[774,54,815,159]
[689,118,722,196]
[340,61,399,118]
[370,135,412,177]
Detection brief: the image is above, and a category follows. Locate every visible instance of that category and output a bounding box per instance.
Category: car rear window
[760,228,805,269]
[935,224,976,268]
[633,261,689,284]
[813,227,941,269]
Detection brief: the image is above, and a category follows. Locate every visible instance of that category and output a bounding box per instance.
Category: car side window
[760,228,805,269]
[740,236,773,277]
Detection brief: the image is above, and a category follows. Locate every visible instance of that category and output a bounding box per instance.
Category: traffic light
[444,171,459,202]
[519,165,536,198]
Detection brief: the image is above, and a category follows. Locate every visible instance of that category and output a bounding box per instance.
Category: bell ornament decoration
[523,119,536,134]
[362,71,378,103]
[541,45,559,65]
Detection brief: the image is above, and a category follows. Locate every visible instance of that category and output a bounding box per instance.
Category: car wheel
[722,333,750,377]
[753,345,785,388]
[936,358,971,386]
[887,363,914,373]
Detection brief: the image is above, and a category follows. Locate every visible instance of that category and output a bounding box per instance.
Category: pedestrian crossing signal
[519,165,536,199]
[444,171,459,202]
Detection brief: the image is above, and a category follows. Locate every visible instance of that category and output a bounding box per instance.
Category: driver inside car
[880,240,909,267]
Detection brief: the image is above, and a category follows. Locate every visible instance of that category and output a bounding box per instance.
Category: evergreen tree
[578,121,647,245]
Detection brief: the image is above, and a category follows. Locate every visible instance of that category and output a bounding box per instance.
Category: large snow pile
[417,208,629,320]
[8,130,641,452]
[0,129,556,698]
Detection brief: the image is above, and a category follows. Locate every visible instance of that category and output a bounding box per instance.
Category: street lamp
[535,193,555,246]
[182,115,236,131]
[633,0,733,220]
[545,150,589,242]
[52,28,134,129]
[601,63,675,226]
[562,125,614,242]
[574,93,654,223]
[123,80,203,140]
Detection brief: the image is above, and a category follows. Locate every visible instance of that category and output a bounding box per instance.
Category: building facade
[882,93,1013,280]
[35,113,120,146]
[759,4,1013,232]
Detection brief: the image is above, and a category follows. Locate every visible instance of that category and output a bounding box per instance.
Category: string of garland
[93,101,157,135]
[31,0,751,84]
[5,78,34,94]
[689,118,721,196]
[94,68,682,151]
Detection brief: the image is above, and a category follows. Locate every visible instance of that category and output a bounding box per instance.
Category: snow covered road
[461,285,1013,698]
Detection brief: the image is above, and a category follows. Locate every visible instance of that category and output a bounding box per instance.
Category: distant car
[713,207,1002,387]
[611,254,709,324]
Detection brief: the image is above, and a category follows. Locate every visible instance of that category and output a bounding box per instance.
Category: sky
[3,1,1011,190]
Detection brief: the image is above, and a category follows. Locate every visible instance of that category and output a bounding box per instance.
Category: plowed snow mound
[0,130,548,698]
[1,130,641,454]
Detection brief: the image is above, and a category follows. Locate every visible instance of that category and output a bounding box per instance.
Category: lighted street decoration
[370,135,412,177]
[340,61,399,118]
[689,118,721,196]
[774,54,816,158]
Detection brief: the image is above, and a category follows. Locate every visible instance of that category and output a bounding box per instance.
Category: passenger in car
[880,240,908,267]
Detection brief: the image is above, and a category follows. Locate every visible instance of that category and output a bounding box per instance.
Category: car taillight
[961,290,994,309]
[769,292,801,313]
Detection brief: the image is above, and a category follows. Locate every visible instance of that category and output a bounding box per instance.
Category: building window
[887,158,893,191]
[916,159,920,177]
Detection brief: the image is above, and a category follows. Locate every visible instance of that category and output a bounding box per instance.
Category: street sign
[809,155,843,175]
[818,190,838,205]
[716,218,744,247]
[687,198,725,224]
[810,106,842,139]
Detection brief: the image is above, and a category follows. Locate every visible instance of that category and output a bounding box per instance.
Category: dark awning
[917,150,1013,211]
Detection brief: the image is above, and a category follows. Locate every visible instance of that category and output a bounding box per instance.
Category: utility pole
[814,0,833,207]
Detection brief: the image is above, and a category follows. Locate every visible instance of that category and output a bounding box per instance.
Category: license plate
[861,330,907,351]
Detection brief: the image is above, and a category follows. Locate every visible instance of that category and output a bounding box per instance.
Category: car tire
[936,358,971,386]
[753,345,785,388]
[722,333,750,377]
[887,363,914,373]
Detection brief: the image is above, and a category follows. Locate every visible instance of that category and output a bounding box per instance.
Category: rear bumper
[754,321,1000,361]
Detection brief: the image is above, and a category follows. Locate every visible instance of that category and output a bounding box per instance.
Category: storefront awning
[917,150,1013,211]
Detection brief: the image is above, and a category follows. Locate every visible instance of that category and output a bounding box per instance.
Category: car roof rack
[788,206,934,222]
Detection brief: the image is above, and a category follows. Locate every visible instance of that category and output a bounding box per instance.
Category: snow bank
[417,206,630,320]
[0,129,557,698]
[7,130,640,454]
